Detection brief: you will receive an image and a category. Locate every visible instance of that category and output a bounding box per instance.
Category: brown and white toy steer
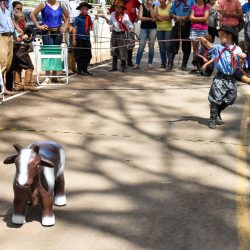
[3,141,67,226]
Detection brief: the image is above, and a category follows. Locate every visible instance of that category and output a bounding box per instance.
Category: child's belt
[216,71,235,81]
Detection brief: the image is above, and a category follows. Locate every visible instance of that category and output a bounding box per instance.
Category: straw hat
[112,0,127,10]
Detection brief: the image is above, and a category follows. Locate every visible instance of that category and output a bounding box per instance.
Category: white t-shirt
[109,12,134,32]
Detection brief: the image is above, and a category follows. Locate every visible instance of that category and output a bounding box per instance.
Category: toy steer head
[3,141,67,226]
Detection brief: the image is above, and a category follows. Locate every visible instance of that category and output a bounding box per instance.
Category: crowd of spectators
[0,0,249,96]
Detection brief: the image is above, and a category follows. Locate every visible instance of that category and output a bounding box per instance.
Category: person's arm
[61,3,69,33]
[220,0,243,19]
[138,5,155,21]
[124,13,134,32]
[30,2,48,31]
[12,20,24,35]
[99,14,110,24]
[72,26,77,46]
[190,6,209,22]
[201,58,214,71]
[197,54,208,63]
[195,36,213,49]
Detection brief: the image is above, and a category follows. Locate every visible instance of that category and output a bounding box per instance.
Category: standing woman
[133,0,157,69]
[30,0,69,83]
[155,0,173,70]
[189,0,209,73]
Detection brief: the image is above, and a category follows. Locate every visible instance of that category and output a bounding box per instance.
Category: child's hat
[218,26,237,43]
[112,0,127,9]
[76,2,93,10]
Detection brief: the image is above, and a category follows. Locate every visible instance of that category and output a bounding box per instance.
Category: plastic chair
[34,43,69,85]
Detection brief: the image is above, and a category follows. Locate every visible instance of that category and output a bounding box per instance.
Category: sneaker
[181,65,188,71]
[3,89,16,95]
[133,64,139,69]
[160,64,166,68]
[84,71,93,76]
[121,67,127,73]
[148,64,153,69]
[41,77,51,85]
[165,65,173,72]
[208,119,216,129]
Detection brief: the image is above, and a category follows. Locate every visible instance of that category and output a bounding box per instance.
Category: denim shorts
[189,29,208,40]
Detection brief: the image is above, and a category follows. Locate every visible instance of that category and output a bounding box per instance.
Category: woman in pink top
[189,0,209,72]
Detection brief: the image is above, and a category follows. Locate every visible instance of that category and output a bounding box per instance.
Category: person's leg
[157,31,166,67]
[13,69,23,91]
[181,21,191,71]
[127,49,134,67]
[167,24,179,70]
[83,41,93,75]
[191,39,199,71]
[118,33,128,72]
[204,62,214,76]
[0,36,14,94]
[147,28,157,65]
[209,102,219,129]
[109,55,118,71]
[135,29,147,66]
[24,68,38,91]
[195,56,204,74]
[164,30,172,67]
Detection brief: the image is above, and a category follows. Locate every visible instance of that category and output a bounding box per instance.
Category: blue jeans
[157,30,172,66]
[135,28,157,65]
[42,31,62,45]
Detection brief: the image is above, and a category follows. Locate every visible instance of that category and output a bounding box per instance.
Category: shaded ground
[0,54,249,250]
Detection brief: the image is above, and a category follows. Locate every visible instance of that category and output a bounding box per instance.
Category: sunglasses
[15,7,23,10]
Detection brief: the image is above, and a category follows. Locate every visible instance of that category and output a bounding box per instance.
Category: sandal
[52,77,65,83]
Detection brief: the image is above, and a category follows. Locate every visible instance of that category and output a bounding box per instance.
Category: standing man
[109,0,141,67]
[168,0,194,71]
[0,0,15,95]
[62,0,81,73]
[218,0,242,45]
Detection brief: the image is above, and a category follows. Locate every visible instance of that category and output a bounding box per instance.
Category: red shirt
[218,0,242,26]
[109,0,141,22]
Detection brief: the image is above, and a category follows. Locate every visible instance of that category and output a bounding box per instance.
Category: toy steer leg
[54,174,67,206]
[41,192,55,226]
[12,196,26,225]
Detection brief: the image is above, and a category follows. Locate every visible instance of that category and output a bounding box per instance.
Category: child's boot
[13,70,24,91]
[83,63,93,76]
[208,103,218,129]
[127,49,134,67]
[24,69,38,91]
[109,56,118,71]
